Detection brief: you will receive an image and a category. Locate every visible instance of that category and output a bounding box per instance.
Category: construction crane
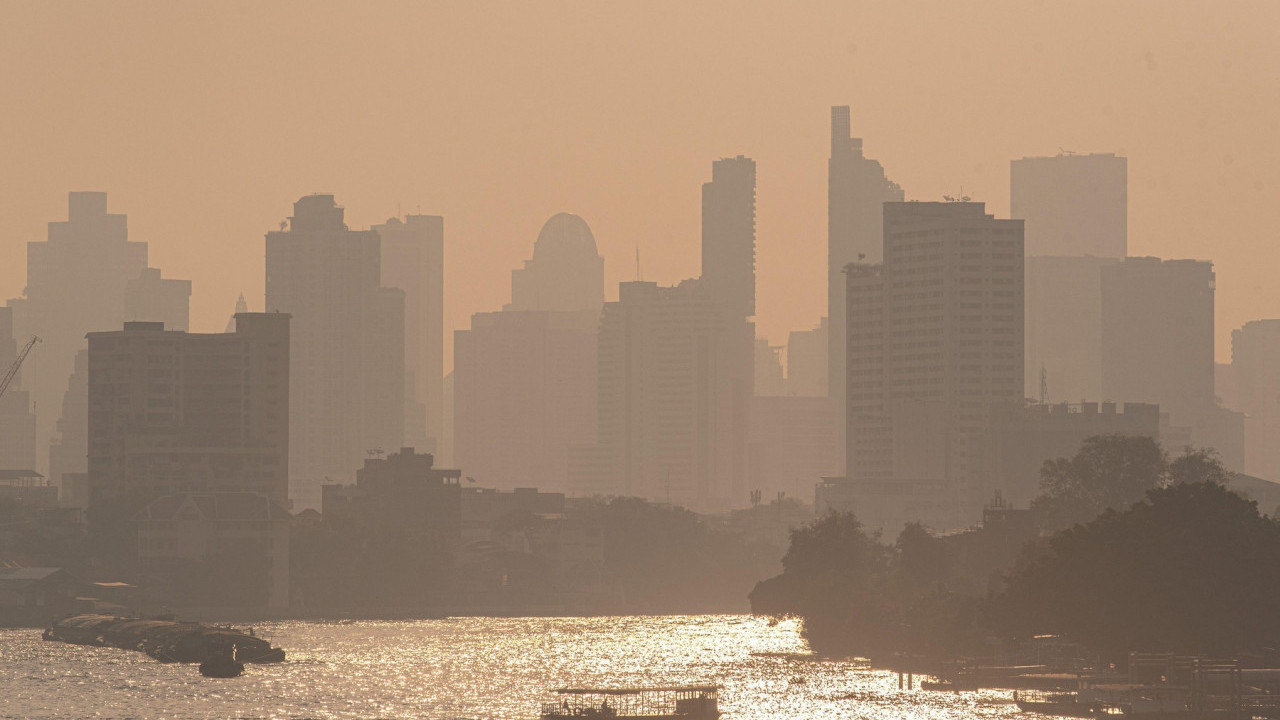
[0,336,40,401]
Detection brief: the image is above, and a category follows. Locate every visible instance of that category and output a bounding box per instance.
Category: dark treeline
[751,435,1280,664]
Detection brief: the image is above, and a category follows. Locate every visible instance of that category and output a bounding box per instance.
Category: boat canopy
[554,686,719,695]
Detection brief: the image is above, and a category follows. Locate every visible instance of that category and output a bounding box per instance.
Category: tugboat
[198,640,244,678]
[541,686,720,719]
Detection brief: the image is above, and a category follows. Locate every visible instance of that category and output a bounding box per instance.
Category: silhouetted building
[48,351,88,506]
[1024,256,1118,403]
[828,106,905,470]
[701,155,756,320]
[785,318,827,397]
[124,267,191,332]
[509,213,604,313]
[460,486,565,541]
[1011,152,1127,257]
[135,492,291,609]
[86,315,291,511]
[0,308,36,474]
[1230,320,1280,481]
[454,309,597,493]
[844,201,1025,526]
[981,401,1160,509]
[748,396,839,501]
[570,281,751,509]
[265,195,405,510]
[374,214,444,455]
[754,338,786,396]
[6,192,188,475]
[322,447,462,548]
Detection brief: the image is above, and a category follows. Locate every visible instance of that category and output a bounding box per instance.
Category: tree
[1033,434,1168,529]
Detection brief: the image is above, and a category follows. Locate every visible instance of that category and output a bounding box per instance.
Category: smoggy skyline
[2,1,1278,367]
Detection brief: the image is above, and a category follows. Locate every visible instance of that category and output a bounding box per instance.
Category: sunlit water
[1,615,1023,719]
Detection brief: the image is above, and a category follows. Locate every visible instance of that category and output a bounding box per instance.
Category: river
[1,615,1022,719]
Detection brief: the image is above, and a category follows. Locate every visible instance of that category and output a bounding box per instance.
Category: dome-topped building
[509,213,604,313]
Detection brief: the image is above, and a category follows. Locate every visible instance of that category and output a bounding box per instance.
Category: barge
[43,614,285,664]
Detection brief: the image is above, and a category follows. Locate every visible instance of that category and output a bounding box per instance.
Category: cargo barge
[43,614,285,664]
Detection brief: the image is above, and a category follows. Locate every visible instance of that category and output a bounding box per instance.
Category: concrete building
[0,308,36,474]
[374,214,444,455]
[828,106,905,471]
[701,155,756,320]
[1024,256,1118,403]
[454,309,597,493]
[135,492,291,609]
[1011,152,1127,258]
[570,280,752,509]
[509,213,604,314]
[86,315,291,511]
[265,195,405,510]
[844,201,1025,527]
[48,351,88,506]
[322,447,462,547]
[981,401,1160,509]
[754,338,786,397]
[124,267,191,332]
[1229,320,1280,481]
[747,395,839,502]
[6,192,188,475]
[785,318,827,397]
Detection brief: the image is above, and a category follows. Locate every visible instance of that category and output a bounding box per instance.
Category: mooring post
[908,673,914,690]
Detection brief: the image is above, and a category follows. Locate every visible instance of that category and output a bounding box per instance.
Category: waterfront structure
[509,213,604,313]
[6,192,188,475]
[1230,320,1280,480]
[1024,256,1118,403]
[980,401,1160,508]
[844,201,1025,525]
[828,106,905,470]
[785,319,827,397]
[373,214,444,454]
[701,155,756,320]
[453,309,597,492]
[135,492,291,609]
[0,308,36,473]
[570,280,752,509]
[322,447,462,548]
[1011,152,1127,258]
[86,315,291,511]
[265,195,405,510]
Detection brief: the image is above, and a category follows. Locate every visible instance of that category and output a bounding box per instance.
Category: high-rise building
[453,213,603,493]
[125,267,191,332]
[6,192,187,474]
[570,280,751,509]
[1101,258,1215,427]
[374,215,444,454]
[845,202,1025,524]
[1228,320,1280,480]
[48,350,88,505]
[265,194,405,510]
[86,315,290,543]
[701,155,756,320]
[1011,153,1127,258]
[754,338,786,396]
[785,318,827,397]
[0,307,36,473]
[454,309,598,493]
[828,106,905,470]
[509,213,604,313]
[1024,256,1118,402]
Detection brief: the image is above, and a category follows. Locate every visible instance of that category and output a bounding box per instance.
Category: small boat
[1013,689,1095,717]
[541,685,720,719]
[198,642,244,678]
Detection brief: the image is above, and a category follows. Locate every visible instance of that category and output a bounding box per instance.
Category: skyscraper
[265,194,405,510]
[1011,152,1127,258]
[0,307,36,473]
[1230,320,1280,481]
[509,213,604,313]
[375,214,445,454]
[845,201,1025,524]
[454,213,602,493]
[701,155,756,320]
[6,192,188,474]
[828,106,904,470]
[1023,255,1118,402]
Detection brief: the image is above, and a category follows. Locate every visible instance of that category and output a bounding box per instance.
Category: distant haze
[1,0,1277,366]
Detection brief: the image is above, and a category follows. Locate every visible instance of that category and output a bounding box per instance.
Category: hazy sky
[2,0,1278,369]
